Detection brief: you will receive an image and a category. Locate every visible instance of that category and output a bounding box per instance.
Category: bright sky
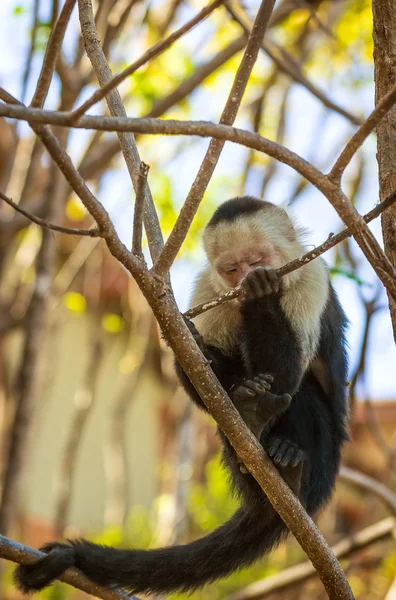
[0,0,395,400]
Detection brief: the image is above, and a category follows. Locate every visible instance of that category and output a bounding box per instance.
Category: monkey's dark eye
[227,268,237,273]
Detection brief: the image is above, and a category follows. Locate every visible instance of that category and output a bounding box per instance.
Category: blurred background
[0,0,395,598]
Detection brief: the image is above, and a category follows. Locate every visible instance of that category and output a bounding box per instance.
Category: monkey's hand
[240,267,281,302]
[231,374,291,441]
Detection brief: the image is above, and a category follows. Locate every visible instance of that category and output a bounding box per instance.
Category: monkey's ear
[275,207,297,242]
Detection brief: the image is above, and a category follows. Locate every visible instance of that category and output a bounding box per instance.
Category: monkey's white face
[215,245,280,288]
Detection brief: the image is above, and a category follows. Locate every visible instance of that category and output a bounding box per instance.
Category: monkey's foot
[266,438,304,467]
[266,437,305,496]
[232,375,290,439]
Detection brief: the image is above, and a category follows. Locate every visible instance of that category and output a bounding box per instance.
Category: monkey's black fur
[14,198,348,596]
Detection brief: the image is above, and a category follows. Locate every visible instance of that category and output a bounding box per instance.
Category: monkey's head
[203,197,298,289]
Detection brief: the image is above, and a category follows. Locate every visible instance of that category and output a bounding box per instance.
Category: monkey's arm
[240,268,304,396]
[174,319,230,411]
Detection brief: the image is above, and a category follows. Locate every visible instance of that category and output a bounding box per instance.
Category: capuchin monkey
[14,197,349,596]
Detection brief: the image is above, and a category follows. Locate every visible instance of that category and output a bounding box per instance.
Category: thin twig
[226,1,362,126]
[227,518,395,600]
[21,0,40,104]
[71,0,225,119]
[78,0,164,264]
[78,36,246,181]
[185,189,396,319]
[152,0,278,276]
[0,190,101,237]
[30,0,77,108]
[132,162,149,258]
[330,82,396,181]
[0,535,137,600]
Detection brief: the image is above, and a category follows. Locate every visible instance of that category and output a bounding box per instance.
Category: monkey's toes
[267,438,304,467]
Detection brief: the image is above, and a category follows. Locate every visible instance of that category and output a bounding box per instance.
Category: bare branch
[78,36,246,181]
[0,88,141,275]
[0,190,101,237]
[132,162,149,258]
[227,518,395,600]
[21,0,40,104]
[71,0,225,119]
[330,82,396,181]
[77,0,164,263]
[339,466,396,516]
[0,535,136,600]
[31,0,77,108]
[226,2,363,127]
[152,0,278,276]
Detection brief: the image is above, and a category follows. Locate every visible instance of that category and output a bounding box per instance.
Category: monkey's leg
[232,374,291,439]
[232,375,291,473]
[266,437,306,498]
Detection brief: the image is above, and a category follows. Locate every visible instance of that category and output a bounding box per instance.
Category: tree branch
[330,82,396,182]
[152,0,277,276]
[132,162,149,258]
[71,0,225,119]
[0,189,101,237]
[77,0,164,264]
[31,0,77,108]
[226,1,362,127]
[227,518,395,600]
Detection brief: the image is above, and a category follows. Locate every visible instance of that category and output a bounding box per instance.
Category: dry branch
[71,0,225,119]
[132,162,149,259]
[30,0,77,108]
[78,0,164,264]
[226,1,362,127]
[330,82,396,181]
[0,190,100,237]
[152,0,278,276]
[227,518,395,600]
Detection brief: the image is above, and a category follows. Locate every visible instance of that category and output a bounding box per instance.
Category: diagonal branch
[330,82,396,181]
[78,0,164,264]
[152,0,277,276]
[226,1,362,127]
[70,0,225,119]
[31,0,77,108]
[0,190,101,237]
[227,518,395,600]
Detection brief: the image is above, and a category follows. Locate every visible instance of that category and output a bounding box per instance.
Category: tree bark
[373,0,396,340]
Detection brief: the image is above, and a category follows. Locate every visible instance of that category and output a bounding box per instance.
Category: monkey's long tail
[14,507,286,595]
